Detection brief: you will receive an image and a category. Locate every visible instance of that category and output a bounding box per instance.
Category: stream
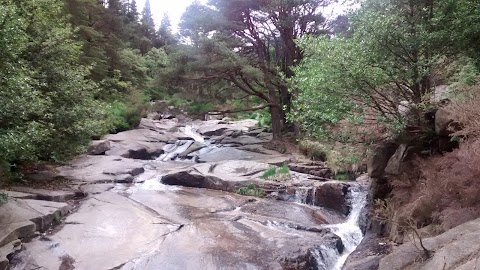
[154,125,369,269]
[9,119,370,270]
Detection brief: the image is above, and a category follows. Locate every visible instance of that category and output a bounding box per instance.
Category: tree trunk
[269,104,283,140]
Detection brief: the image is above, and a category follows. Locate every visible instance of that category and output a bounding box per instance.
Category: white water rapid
[182,125,205,143]
[315,184,369,270]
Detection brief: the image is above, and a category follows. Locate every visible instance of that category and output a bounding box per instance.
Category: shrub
[236,184,266,197]
[298,140,327,161]
[388,138,480,235]
[334,171,350,181]
[167,95,189,108]
[447,81,480,138]
[0,192,7,206]
[187,101,215,115]
[260,165,291,181]
[107,89,148,133]
[260,168,277,179]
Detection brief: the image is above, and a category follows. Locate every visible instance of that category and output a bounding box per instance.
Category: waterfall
[157,125,206,162]
[315,183,368,270]
[183,125,205,143]
[294,187,310,204]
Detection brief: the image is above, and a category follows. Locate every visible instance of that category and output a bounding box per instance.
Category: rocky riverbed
[1,116,370,270]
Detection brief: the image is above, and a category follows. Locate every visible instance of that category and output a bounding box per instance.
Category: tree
[293,0,461,138]
[157,13,177,47]
[126,0,139,22]
[180,0,333,139]
[0,0,108,166]
[141,0,156,39]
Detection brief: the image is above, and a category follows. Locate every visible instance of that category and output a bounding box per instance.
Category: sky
[137,0,357,33]
[137,0,207,32]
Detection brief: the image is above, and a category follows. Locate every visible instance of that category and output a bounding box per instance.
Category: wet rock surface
[1,116,369,270]
[378,217,480,270]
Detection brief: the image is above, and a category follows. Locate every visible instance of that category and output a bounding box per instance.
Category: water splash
[294,187,310,204]
[314,183,368,270]
[183,125,205,143]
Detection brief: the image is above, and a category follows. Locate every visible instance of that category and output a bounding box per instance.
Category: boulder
[197,147,271,163]
[384,144,409,175]
[138,118,178,132]
[57,155,145,183]
[161,160,276,192]
[5,188,82,202]
[105,129,173,143]
[313,182,350,216]
[218,135,267,145]
[105,141,165,160]
[204,112,224,121]
[161,170,235,191]
[435,107,460,136]
[435,107,452,136]
[288,163,333,179]
[368,141,399,178]
[379,217,480,270]
[431,85,450,103]
[87,140,111,155]
[197,125,229,136]
[343,233,391,270]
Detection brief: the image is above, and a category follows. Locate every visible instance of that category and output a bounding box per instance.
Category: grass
[236,184,266,198]
[260,165,291,182]
[260,168,277,179]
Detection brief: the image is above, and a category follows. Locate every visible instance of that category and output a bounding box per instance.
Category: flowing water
[316,184,368,269]
[182,124,205,143]
[157,126,369,269]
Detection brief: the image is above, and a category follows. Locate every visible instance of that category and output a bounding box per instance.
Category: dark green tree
[0,0,108,167]
[126,0,139,22]
[157,13,177,47]
[141,0,156,39]
[180,0,332,139]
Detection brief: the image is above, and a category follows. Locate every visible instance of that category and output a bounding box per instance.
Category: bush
[260,165,291,181]
[236,184,266,197]
[388,138,480,235]
[298,140,327,161]
[167,95,189,108]
[187,101,215,115]
[107,89,148,133]
[447,80,480,138]
[334,171,350,181]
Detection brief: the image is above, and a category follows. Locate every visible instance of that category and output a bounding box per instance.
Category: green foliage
[53,211,61,223]
[0,0,108,164]
[180,0,333,138]
[277,165,290,175]
[187,101,215,115]
[167,95,189,108]
[260,168,277,179]
[260,165,291,181]
[236,184,266,198]
[298,140,327,161]
[292,0,480,142]
[0,192,7,206]
[334,171,350,181]
[107,89,148,133]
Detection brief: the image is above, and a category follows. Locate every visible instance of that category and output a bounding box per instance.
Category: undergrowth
[260,165,291,181]
[236,184,266,198]
[0,192,7,205]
